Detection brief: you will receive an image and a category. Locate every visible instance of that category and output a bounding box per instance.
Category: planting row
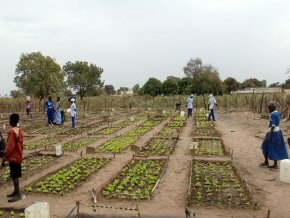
[138,138,176,156]
[194,139,225,156]
[188,160,254,208]
[102,159,167,200]
[96,136,138,153]
[0,209,24,217]
[63,136,99,151]
[25,157,111,194]
[168,116,187,127]
[0,154,56,183]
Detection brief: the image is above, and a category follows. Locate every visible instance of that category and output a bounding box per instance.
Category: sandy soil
[1,110,290,218]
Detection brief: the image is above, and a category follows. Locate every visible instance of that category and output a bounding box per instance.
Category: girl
[260,102,289,169]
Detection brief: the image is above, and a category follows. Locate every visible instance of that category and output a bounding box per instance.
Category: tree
[162,78,179,95]
[178,77,192,94]
[117,87,129,95]
[10,90,25,98]
[282,78,290,89]
[104,85,116,95]
[183,58,203,78]
[268,82,281,88]
[142,78,162,96]
[14,52,66,100]
[224,77,240,94]
[132,84,140,94]
[240,78,266,89]
[63,61,104,100]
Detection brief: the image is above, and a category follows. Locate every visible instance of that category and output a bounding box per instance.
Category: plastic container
[55,144,64,156]
[280,159,290,183]
[180,111,185,117]
[25,202,50,218]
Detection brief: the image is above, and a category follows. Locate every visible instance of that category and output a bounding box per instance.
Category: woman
[54,97,62,125]
[45,96,55,125]
[260,102,289,169]
[2,113,24,202]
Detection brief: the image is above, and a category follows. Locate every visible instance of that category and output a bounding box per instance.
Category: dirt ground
[1,110,290,218]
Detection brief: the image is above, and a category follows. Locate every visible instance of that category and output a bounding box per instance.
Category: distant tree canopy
[14,52,66,100]
[224,77,241,94]
[63,61,104,100]
[104,85,116,95]
[10,90,25,98]
[282,78,290,89]
[162,77,179,95]
[132,84,140,94]
[184,58,223,95]
[268,82,281,88]
[142,78,162,96]
[178,77,192,95]
[240,78,267,89]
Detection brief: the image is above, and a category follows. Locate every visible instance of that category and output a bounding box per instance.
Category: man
[208,94,218,121]
[187,94,194,117]
[2,113,24,202]
[70,98,77,128]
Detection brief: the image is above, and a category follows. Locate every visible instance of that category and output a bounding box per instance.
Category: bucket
[180,111,185,117]
[280,159,290,183]
[25,202,50,218]
[55,144,64,156]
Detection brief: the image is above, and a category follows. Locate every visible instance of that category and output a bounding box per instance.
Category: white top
[208,96,216,109]
[70,102,77,117]
[187,97,194,109]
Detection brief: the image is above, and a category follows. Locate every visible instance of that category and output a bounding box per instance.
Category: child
[260,102,289,169]
[2,113,24,202]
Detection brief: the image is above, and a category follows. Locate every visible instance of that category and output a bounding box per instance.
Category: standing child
[260,102,289,169]
[2,113,24,202]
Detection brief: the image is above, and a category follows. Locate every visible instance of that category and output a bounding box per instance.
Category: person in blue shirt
[260,102,289,169]
[45,96,55,125]
[187,94,194,117]
[70,98,77,128]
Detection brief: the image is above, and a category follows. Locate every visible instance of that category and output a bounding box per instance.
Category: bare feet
[268,165,278,169]
[259,162,269,167]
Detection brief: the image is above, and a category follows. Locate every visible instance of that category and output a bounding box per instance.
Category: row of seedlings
[0,208,25,217]
[188,111,256,208]
[99,113,172,201]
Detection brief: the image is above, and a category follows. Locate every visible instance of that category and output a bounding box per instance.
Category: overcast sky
[0,0,290,95]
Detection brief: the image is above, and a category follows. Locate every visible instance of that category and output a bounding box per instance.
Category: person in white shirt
[70,98,77,128]
[187,94,194,117]
[208,94,218,121]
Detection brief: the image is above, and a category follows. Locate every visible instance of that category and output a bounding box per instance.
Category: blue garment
[262,111,289,160]
[54,101,62,125]
[187,97,194,109]
[46,100,55,124]
[208,109,216,121]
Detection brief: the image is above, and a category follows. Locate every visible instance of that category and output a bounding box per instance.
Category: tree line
[10,53,290,99]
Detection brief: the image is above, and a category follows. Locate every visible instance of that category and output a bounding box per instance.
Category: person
[1,113,24,202]
[208,94,218,121]
[54,97,62,125]
[70,98,77,128]
[26,100,32,118]
[285,94,290,147]
[187,94,194,117]
[260,102,289,169]
[45,96,55,125]
[175,101,181,115]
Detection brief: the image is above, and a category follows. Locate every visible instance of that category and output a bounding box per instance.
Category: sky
[0,0,290,95]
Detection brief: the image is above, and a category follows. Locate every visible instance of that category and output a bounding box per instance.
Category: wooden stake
[76,201,80,215]
[267,209,271,218]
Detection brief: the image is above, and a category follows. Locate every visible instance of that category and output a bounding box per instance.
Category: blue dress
[46,100,55,124]
[262,111,289,160]
[54,101,62,125]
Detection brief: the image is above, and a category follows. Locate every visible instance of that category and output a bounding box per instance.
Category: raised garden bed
[138,138,176,156]
[193,139,226,156]
[188,160,255,208]
[30,125,66,134]
[193,126,220,136]
[94,127,121,135]
[111,120,132,128]
[0,208,25,218]
[102,158,167,200]
[141,120,161,127]
[168,116,186,127]
[125,127,152,136]
[63,136,99,151]
[59,127,94,135]
[25,157,111,194]
[96,136,138,153]
[25,137,60,150]
[0,154,56,184]
[157,127,181,139]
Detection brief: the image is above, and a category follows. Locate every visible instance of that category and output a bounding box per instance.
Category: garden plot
[30,125,67,134]
[0,208,24,217]
[93,127,121,135]
[193,139,226,156]
[193,126,220,136]
[0,154,56,184]
[157,127,181,139]
[168,116,187,127]
[59,126,95,135]
[102,158,167,200]
[24,136,61,150]
[25,157,111,194]
[125,127,152,137]
[141,120,161,127]
[111,120,133,128]
[138,138,176,156]
[188,160,255,208]
[96,136,138,153]
[63,136,100,151]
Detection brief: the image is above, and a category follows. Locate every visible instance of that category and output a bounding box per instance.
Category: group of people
[176,93,218,120]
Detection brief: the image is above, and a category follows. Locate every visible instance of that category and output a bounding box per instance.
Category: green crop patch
[0,209,25,217]
[194,139,225,156]
[188,160,255,208]
[138,138,176,156]
[0,154,56,183]
[63,137,99,151]
[125,127,152,136]
[112,120,132,128]
[157,127,181,139]
[25,157,111,194]
[96,137,138,153]
[141,120,161,127]
[95,127,121,135]
[102,159,167,200]
[25,137,60,150]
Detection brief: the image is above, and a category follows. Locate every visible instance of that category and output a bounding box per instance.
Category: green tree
[104,85,116,95]
[268,82,281,88]
[142,78,162,96]
[63,61,104,100]
[240,78,267,89]
[183,58,203,78]
[132,84,140,94]
[117,87,129,95]
[282,78,290,89]
[162,78,179,95]
[224,77,240,94]
[10,90,25,98]
[178,77,192,94]
[14,52,66,100]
